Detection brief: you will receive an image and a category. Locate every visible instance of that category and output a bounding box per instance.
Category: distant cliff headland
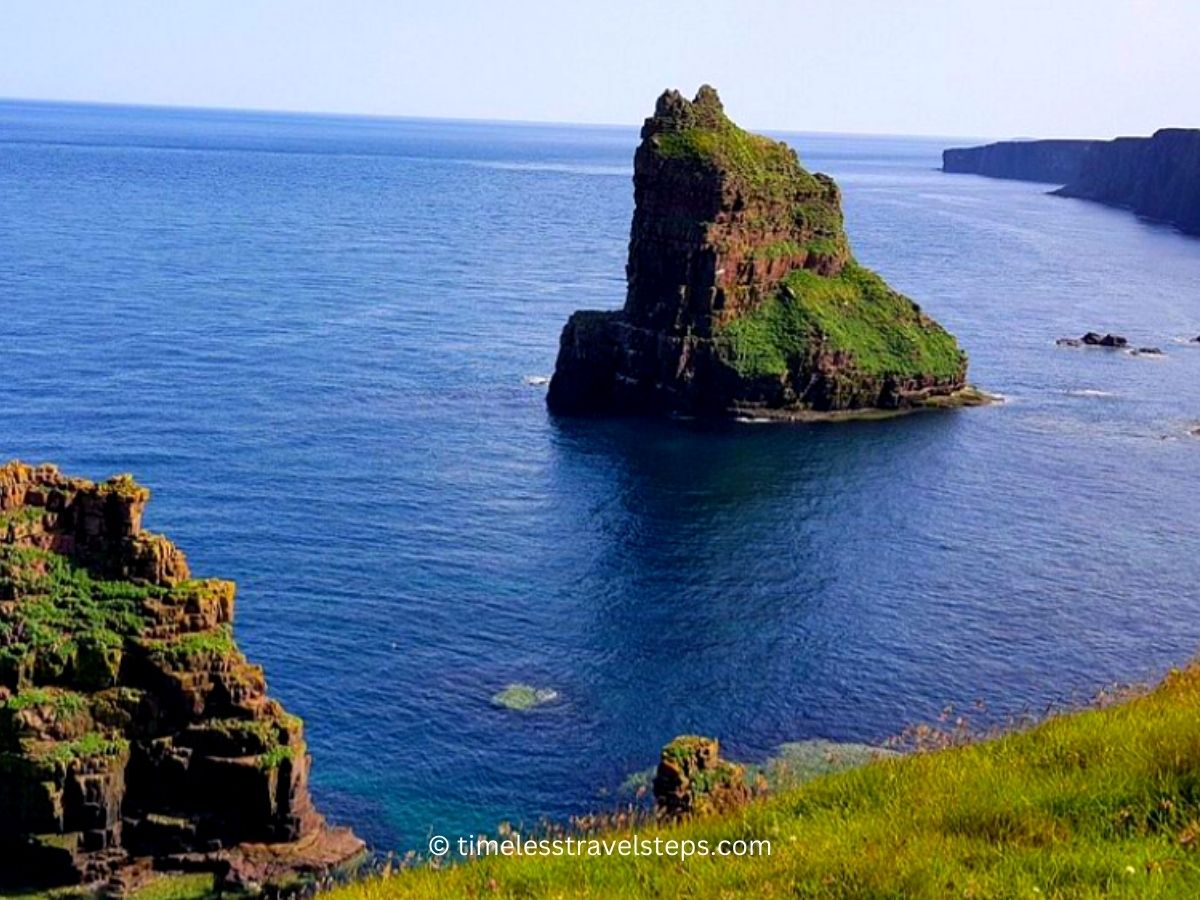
[942,139,1098,184]
[944,129,1200,235]
[548,86,983,420]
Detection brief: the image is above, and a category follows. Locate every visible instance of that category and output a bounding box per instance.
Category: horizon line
[0,93,1005,144]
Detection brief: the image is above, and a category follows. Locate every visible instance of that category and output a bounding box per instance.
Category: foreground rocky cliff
[0,461,362,895]
[547,86,976,419]
[1053,129,1200,235]
[942,139,1098,183]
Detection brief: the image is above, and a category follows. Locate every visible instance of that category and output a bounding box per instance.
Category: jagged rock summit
[0,461,362,894]
[547,86,978,419]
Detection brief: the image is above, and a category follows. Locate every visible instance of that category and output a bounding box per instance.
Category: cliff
[941,140,1098,183]
[0,462,362,894]
[1053,129,1200,235]
[547,86,976,419]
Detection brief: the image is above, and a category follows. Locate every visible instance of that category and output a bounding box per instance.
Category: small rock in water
[1061,333,1129,349]
[653,736,750,818]
[491,683,559,711]
[1191,335,1200,344]
[1130,347,1164,356]
[1079,332,1127,347]
[523,375,550,387]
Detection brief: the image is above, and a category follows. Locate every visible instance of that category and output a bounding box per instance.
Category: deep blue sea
[2,100,1199,852]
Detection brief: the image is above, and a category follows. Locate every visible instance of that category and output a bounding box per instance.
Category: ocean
[2,99,1199,851]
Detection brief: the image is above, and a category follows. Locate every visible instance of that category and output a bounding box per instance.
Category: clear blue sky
[1,0,1195,138]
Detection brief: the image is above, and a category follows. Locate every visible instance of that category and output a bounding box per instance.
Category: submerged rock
[547,86,975,420]
[652,735,750,818]
[491,683,558,711]
[751,739,897,791]
[0,461,362,894]
[1131,347,1164,356]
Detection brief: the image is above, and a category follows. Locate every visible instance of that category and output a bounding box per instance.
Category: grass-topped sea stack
[0,462,362,895]
[547,86,980,418]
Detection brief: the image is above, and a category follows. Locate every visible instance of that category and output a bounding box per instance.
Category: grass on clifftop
[329,664,1200,899]
[656,122,814,195]
[651,94,829,203]
[718,263,965,381]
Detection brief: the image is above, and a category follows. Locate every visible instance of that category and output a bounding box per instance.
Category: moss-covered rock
[652,735,750,819]
[0,460,362,893]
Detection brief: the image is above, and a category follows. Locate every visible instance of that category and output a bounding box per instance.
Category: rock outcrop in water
[942,140,1099,183]
[547,86,977,419]
[1052,130,1200,235]
[0,462,362,894]
[1056,332,1128,348]
[652,736,750,819]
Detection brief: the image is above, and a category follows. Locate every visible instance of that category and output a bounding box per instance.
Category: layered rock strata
[548,86,973,419]
[0,461,362,894]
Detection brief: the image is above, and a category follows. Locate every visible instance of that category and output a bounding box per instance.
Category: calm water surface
[2,101,1199,850]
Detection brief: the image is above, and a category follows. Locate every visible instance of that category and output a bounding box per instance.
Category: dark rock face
[1085,332,1127,347]
[1052,129,1200,235]
[942,140,1099,184]
[0,462,362,894]
[1057,333,1128,348]
[547,86,971,419]
[652,736,750,819]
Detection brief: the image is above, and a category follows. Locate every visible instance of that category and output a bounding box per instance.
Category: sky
[1,0,1196,138]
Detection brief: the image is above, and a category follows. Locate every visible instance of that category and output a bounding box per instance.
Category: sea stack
[0,462,362,894]
[547,86,975,419]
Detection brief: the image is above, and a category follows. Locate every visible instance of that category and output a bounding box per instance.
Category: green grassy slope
[717,264,966,381]
[330,664,1200,899]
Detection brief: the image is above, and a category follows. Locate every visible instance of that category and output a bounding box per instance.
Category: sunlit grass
[328,665,1200,898]
[718,263,966,382]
